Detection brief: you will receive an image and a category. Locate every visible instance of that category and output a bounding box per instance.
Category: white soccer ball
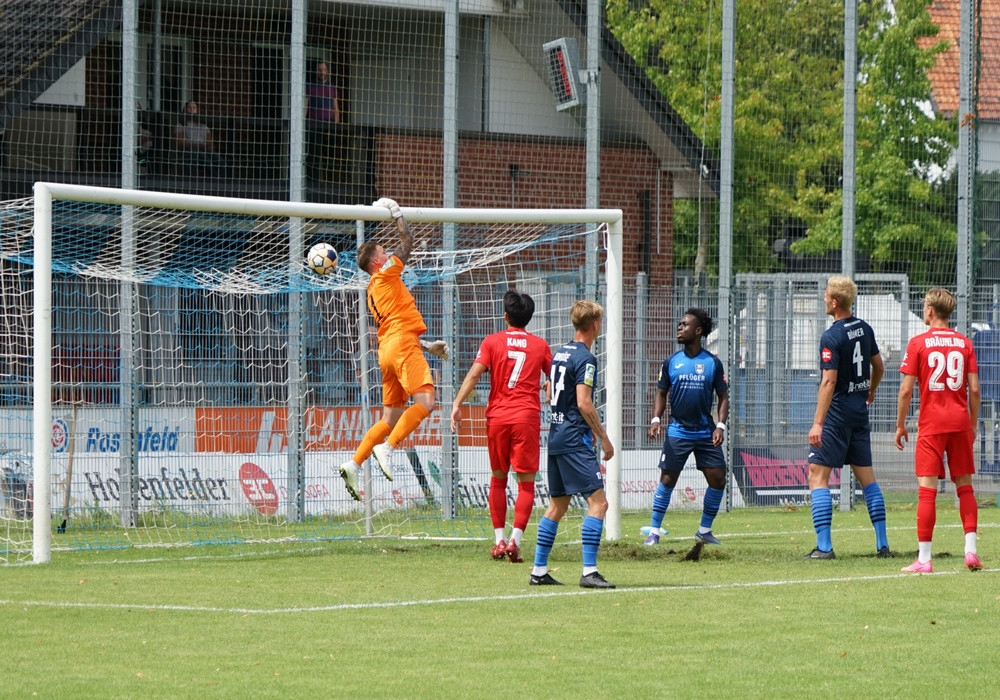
[306,243,338,275]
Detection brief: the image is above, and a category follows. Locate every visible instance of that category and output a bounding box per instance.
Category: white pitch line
[62,520,995,566]
[1,568,993,615]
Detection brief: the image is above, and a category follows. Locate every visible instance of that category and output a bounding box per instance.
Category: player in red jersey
[451,290,552,563]
[895,287,983,573]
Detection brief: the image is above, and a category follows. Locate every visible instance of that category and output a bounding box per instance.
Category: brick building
[1,0,717,288]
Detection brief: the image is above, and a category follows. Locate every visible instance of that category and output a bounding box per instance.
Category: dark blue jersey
[658,349,727,439]
[547,341,598,455]
[819,316,880,428]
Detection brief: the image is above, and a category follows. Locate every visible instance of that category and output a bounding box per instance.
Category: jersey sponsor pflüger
[658,349,727,440]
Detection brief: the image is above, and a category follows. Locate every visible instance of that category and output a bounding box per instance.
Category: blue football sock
[533,516,559,568]
[863,482,889,550]
[700,487,724,529]
[650,483,674,530]
[811,487,833,551]
[581,515,604,568]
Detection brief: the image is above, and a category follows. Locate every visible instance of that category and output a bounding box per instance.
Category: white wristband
[650,416,660,424]
[716,422,727,431]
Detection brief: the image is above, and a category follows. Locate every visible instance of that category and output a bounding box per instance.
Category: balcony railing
[0,107,377,203]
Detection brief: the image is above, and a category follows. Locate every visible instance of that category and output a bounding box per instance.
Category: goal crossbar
[34,182,620,226]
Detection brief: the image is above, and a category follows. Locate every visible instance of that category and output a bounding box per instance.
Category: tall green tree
[607,0,956,283]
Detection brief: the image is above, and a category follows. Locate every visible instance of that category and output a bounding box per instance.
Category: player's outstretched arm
[373,197,413,264]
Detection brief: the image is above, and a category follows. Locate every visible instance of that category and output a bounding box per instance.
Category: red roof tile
[920,0,1000,121]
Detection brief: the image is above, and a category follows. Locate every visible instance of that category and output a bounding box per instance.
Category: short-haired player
[805,276,890,559]
[337,198,449,500]
[451,290,552,563]
[529,300,616,589]
[643,308,729,546]
[895,287,983,572]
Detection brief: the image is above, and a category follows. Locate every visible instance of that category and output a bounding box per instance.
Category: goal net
[3,184,622,563]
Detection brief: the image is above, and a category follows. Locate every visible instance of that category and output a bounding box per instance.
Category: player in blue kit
[642,308,729,546]
[805,275,890,559]
[529,300,616,589]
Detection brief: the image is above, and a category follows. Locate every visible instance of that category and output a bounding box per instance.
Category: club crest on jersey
[695,363,705,375]
[821,347,832,362]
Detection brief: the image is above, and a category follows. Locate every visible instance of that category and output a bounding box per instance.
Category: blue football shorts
[807,423,872,468]
[659,435,727,472]
[547,449,604,499]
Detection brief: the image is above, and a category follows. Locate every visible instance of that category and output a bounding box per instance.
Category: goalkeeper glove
[420,339,449,360]
[372,197,403,220]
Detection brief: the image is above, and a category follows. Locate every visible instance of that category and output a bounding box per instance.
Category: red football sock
[489,477,508,530]
[916,486,937,543]
[956,484,978,535]
[512,479,535,532]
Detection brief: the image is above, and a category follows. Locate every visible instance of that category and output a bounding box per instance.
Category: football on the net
[306,243,338,275]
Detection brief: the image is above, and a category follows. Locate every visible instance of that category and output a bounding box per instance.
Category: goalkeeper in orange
[338,197,449,500]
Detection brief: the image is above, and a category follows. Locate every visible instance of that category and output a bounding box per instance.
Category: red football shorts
[487,423,541,474]
[378,333,434,407]
[914,430,976,480]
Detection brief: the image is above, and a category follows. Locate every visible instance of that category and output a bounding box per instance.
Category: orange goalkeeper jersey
[367,254,427,340]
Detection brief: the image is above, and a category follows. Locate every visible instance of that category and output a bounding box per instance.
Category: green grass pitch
[2,504,998,698]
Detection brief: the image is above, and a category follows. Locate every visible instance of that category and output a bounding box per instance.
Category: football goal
[4,183,623,563]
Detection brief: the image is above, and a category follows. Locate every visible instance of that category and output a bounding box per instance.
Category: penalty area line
[1,568,993,615]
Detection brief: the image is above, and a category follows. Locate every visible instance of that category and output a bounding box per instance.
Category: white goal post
[26,182,624,563]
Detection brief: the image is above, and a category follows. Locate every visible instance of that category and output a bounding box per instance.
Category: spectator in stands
[174,100,222,175]
[306,61,341,181]
[306,61,340,123]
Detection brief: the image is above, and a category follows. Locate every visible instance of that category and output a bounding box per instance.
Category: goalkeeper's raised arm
[373,196,414,264]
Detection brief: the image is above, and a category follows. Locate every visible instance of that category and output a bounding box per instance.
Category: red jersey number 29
[927,350,965,392]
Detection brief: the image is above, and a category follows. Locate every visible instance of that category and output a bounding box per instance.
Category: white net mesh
[0,190,612,562]
[10,0,999,536]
